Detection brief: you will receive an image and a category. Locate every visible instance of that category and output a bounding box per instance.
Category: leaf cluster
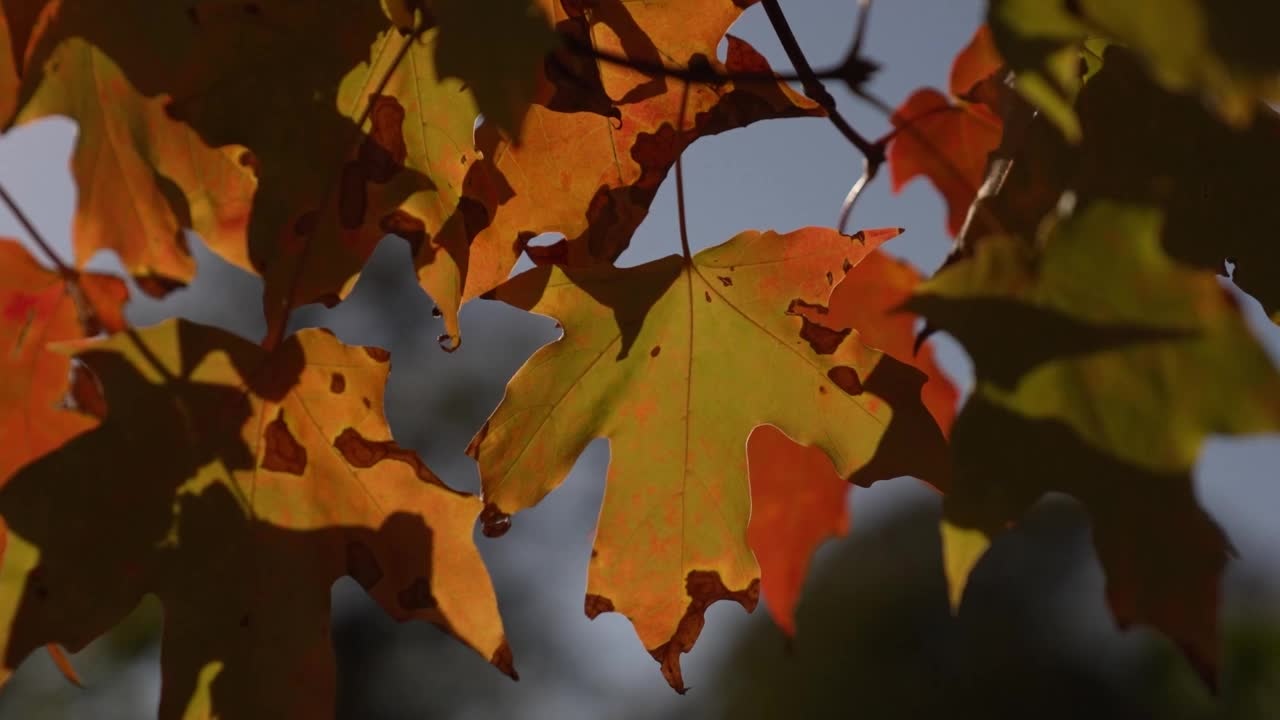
[0,0,1278,716]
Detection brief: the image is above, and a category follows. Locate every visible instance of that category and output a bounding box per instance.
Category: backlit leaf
[909,201,1280,684]
[469,227,949,691]
[0,319,511,717]
[989,0,1280,135]
[889,89,1000,237]
[460,0,822,300]
[9,0,481,342]
[889,25,1003,237]
[0,238,126,484]
[747,250,958,635]
[5,36,254,295]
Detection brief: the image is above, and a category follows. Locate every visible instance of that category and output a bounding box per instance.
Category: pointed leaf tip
[940,521,990,612]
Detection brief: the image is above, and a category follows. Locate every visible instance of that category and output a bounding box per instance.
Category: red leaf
[748,251,958,635]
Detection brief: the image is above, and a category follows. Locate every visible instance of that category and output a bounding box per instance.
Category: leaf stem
[675,83,692,261]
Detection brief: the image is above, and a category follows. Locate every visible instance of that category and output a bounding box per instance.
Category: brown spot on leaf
[346,541,383,590]
[491,640,519,680]
[819,385,828,394]
[333,428,451,488]
[650,345,661,358]
[584,593,615,619]
[381,210,429,256]
[704,291,711,303]
[360,95,408,183]
[397,577,437,611]
[363,346,391,362]
[716,276,733,287]
[827,366,864,396]
[133,274,185,298]
[648,571,760,693]
[526,239,569,266]
[69,362,106,419]
[362,397,372,409]
[842,258,853,273]
[786,298,851,354]
[239,614,250,628]
[330,373,346,393]
[826,271,834,285]
[261,408,306,475]
[480,503,512,538]
[799,319,850,355]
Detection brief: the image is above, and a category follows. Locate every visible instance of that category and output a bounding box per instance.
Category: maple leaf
[747,250,958,635]
[9,0,483,343]
[959,47,1280,326]
[431,0,560,141]
[1069,49,1280,325]
[459,0,822,300]
[908,201,1280,685]
[888,25,1002,237]
[0,238,126,484]
[989,0,1280,137]
[468,227,950,691]
[3,35,255,296]
[0,319,511,717]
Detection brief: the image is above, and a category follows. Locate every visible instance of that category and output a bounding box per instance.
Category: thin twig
[0,182,73,278]
[852,0,873,57]
[837,156,878,234]
[759,0,881,159]
[566,35,862,86]
[0,180,112,334]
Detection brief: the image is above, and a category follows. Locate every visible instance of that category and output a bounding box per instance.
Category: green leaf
[910,200,1280,684]
[989,0,1280,136]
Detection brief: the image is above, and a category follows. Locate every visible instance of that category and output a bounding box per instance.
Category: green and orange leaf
[469,226,949,691]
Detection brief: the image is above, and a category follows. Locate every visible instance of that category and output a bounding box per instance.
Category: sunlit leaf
[9,0,482,342]
[460,0,822,300]
[0,320,511,717]
[0,238,125,484]
[747,250,958,635]
[469,227,948,691]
